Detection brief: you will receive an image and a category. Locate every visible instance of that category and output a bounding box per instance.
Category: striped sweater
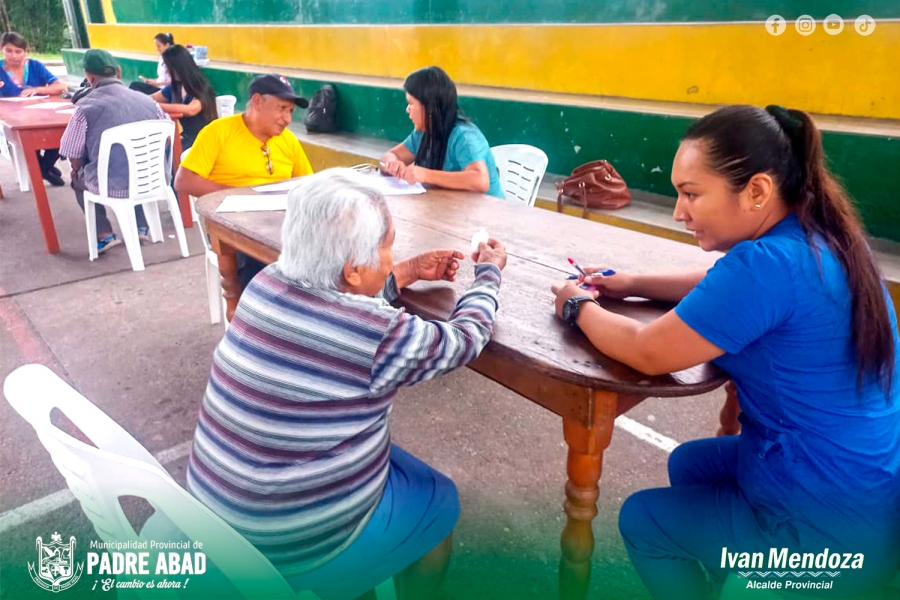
[186,263,502,576]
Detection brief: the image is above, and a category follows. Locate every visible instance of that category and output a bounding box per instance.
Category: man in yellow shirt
[176,74,314,286]
[176,74,313,195]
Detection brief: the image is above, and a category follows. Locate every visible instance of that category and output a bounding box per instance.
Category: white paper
[23,102,71,110]
[252,180,301,193]
[362,174,426,196]
[0,95,49,102]
[56,108,77,115]
[471,229,489,252]
[215,194,288,213]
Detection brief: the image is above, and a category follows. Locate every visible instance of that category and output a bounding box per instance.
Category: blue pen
[567,269,615,280]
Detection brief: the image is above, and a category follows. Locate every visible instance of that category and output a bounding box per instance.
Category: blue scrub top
[403,121,505,199]
[676,213,900,552]
[0,59,57,97]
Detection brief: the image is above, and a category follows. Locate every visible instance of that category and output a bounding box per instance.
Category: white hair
[277,168,391,289]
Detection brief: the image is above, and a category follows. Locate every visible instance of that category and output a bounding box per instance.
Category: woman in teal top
[381,66,504,199]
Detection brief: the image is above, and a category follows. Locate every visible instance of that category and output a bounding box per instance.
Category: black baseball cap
[248,74,309,108]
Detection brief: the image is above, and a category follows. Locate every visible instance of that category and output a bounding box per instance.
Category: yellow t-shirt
[181,114,313,187]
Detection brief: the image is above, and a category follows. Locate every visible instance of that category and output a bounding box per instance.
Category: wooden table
[0,96,72,253]
[197,187,730,600]
[0,97,194,254]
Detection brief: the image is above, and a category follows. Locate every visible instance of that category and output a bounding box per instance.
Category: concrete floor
[0,157,728,600]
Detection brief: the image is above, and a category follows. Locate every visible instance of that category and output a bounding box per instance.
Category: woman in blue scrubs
[550,104,900,599]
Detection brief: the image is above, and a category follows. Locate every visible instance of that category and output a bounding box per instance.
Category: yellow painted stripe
[87,23,900,120]
[98,0,117,24]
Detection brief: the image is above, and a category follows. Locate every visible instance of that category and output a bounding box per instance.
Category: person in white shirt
[128,32,173,94]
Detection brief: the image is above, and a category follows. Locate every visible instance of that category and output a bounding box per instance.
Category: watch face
[564,297,583,326]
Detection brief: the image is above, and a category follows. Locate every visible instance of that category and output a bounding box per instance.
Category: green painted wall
[84,0,105,23]
[63,50,900,243]
[103,0,900,25]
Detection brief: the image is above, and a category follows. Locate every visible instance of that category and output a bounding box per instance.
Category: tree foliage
[0,0,68,53]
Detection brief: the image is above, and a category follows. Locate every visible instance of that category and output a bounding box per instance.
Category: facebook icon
[766,14,786,36]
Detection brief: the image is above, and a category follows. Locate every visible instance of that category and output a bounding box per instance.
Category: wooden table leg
[211,240,241,322]
[559,390,618,600]
[20,134,59,254]
[716,380,741,436]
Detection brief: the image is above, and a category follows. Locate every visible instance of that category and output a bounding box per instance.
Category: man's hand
[415,249,464,282]
[550,281,599,320]
[20,88,40,97]
[471,238,507,271]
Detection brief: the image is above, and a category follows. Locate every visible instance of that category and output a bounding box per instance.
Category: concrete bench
[293,126,900,304]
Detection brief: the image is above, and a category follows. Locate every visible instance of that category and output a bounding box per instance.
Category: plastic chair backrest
[215,95,237,118]
[97,120,175,201]
[3,364,310,600]
[180,147,211,252]
[491,144,549,207]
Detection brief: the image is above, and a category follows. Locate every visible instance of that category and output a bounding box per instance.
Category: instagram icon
[795,15,816,35]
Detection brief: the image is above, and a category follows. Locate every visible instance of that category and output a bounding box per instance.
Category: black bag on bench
[304,84,338,133]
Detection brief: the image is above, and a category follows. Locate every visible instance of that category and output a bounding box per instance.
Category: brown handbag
[556,160,631,217]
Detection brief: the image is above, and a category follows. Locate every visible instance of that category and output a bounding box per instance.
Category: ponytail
[768,106,894,394]
[154,32,174,46]
[684,105,895,396]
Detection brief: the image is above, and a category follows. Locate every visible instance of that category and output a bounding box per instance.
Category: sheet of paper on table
[23,102,71,110]
[215,194,289,213]
[360,174,426,196]
[56,108,77,115]
[0,96,49,102]
[252,180,300,193]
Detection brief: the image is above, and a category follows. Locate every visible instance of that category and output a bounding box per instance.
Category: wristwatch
[562,296,598,328]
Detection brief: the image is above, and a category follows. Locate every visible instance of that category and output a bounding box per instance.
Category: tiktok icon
[855,15,876,36]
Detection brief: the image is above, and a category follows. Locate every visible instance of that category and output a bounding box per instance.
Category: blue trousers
[619,436,752,600]
[619,436,898,599]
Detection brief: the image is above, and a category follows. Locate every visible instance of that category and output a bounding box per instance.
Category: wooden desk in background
[0,98,194,255]
[0,96,72,253]
[198,186,731,600]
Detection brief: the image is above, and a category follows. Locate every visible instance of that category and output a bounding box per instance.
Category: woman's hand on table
[415,249,464,282]
[581,268,634,300]
[396,163,425,185]
[379,157,405,178]
[20,88,41,97]
[472,238,507,271]
[550,281,599,319]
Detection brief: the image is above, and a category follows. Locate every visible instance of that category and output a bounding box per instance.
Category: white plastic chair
[3,364,311,600]
[215,95,237,118]
[1,125,32,192]
[4,364,397,600]
[491,144,549,207]
[181,148,225,326]
[83,120,189,272]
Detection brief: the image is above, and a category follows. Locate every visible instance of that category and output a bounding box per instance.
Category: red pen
[567,257,587,277]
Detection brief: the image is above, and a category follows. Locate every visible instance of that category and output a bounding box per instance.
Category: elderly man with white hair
[186,168,507,599]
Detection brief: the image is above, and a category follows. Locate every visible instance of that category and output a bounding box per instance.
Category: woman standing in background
[128,32,174,94]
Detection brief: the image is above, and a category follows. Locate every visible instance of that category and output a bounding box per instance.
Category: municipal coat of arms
[27,532,84,592]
